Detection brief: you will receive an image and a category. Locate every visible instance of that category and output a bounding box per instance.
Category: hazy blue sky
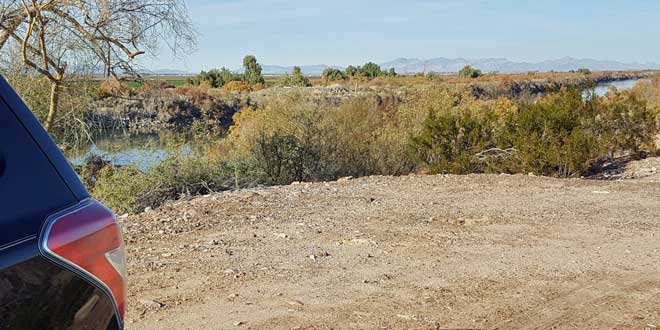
[143,0,660,71]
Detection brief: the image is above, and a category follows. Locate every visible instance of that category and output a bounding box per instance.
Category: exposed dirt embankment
[86,93,247,130]
[469,71,648,99]
[123,158,660,330]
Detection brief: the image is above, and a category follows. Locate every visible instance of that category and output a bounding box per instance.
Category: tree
[345,65,358,78]
[279,66,311,87]
[360,62,382,79]
[577,68,592,75]
[242,55,265,85]
[388,68,397,77]
[322,68,346,83]
[291,66,311,86]
[458,65,483,79]
[0,0,196,131]
[190,67,238,88]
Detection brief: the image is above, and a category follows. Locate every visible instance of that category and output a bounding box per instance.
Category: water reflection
[584,79,645,98]
[67,129,193,171]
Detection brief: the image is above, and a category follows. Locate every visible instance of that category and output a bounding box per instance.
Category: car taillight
[41,200,126,321]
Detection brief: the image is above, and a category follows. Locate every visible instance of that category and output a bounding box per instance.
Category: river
[585,78,644,97]
[67,129,193,171]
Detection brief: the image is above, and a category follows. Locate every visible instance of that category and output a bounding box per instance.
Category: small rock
[140,299,165,309]
[233,321,244,326]
[144,206,153,213]
[275,233,288,239]
[287,300,305,307]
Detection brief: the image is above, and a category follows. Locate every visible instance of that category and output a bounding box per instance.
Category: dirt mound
[123,170,660,330]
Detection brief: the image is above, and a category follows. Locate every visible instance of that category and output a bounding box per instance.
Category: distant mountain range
[378,57,660,74]
[144,57,660,76]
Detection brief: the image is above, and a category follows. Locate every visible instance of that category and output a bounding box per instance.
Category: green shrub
[595,91,657,157]
[509,90,601,176]
[426,71,441,81]
[254,133,322,184]
[91,155,233,214]
[411,108,496,174]
[410,88,657,177]
[388,68,397,77]
[242,55,265,85]
[577,68,592,75]
[321,68,346,83]
[279,67,312,87]
[458,65,483,79]
[188,68,239,88]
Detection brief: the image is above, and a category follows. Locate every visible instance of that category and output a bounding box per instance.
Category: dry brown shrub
[223,81,251,92]
[99,77,129,97]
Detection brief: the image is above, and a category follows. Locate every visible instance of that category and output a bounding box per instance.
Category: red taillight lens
[42,200,126,320]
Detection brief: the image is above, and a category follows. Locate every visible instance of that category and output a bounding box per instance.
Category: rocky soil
[122,158,660,330]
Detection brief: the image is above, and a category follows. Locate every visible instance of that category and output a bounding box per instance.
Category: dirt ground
[122,158,660,330]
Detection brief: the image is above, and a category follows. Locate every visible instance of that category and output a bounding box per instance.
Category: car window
[0,99,76,247]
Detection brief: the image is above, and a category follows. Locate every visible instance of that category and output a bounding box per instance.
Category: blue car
[0,74,126,329]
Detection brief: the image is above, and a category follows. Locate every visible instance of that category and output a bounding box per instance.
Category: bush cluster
[188,55,265,89]
[219,92,413,185]
[344,62,396,80]
[279,67,311,87]
[87,82,659,213]
[411,88,657,176]
[458,65,483,79]
[86,154,233,214]
[188,68,239,88]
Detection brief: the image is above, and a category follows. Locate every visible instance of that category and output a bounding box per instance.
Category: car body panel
[0,74,121,329]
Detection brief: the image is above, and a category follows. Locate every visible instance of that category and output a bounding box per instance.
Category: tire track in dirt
[490,275,659,330]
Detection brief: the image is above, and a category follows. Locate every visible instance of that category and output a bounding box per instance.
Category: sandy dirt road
[122,160,660,330]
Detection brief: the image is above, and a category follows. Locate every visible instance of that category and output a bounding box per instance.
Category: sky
[142,0,660,72]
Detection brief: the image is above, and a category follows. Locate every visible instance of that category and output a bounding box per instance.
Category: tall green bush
[410,88,656,177]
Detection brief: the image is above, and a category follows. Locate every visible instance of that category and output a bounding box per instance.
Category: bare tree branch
[0,0,196,130]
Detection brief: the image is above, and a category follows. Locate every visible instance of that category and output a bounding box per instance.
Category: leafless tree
[0,0,196,131]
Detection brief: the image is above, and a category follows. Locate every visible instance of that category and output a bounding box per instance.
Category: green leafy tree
[189,67,239,88]
[388,68,397,77]
[279,66,311,87]
[426,71,440,81]
[360,62,383,79]
[243,55,265,85]
[577,68,592,75]
[345,65,358,78]
[322,68,346,83]
[458,65,483,78]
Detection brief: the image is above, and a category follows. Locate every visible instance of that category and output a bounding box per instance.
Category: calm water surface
[585,79,645,97]
[67,130,193,171]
